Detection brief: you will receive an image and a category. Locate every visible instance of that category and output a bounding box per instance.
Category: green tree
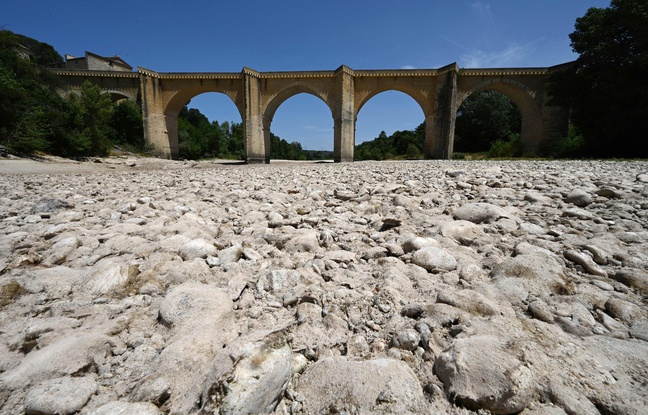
[454,90,521,153]
[64,81,115,156]
[0,29,68,155]
[109,100,144,150]
[177,106,237,159]
[354,123,426,160]
[547,0,648,157]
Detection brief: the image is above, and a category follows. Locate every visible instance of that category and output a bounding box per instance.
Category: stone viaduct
[52,63,569,162]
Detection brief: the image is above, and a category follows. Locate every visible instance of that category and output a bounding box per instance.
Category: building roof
[85,51,133,70]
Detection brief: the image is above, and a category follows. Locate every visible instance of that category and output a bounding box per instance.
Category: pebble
[0,158,647,415]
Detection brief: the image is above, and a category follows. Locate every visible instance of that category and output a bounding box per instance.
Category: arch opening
[454,89,522,155]
[355,90,426,160]
[174,92,244,160]
[454,81,542,157]
[265,92,334,161]
[106,91,137,104]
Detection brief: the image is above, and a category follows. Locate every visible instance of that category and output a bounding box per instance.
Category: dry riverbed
[0,156,647,414]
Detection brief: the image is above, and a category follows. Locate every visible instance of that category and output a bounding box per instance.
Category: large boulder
[411,246,458,272]
[201,328,293,414]
[295,357,426,413]
[135,282,236,415]
[434,335,535,414]
[453,202,514,224]
[88,401,162,415]
[24,376,97,415]
[0,333,114,390]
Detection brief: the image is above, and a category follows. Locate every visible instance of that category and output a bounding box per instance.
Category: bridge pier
[140,71,178,159]
[243,68,267,164]
[425,66,458,159]
[333,66,356,162]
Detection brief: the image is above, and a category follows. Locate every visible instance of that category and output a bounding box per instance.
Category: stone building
[56,51,132,72]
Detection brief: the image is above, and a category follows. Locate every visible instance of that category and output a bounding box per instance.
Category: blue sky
[4,0,610,150]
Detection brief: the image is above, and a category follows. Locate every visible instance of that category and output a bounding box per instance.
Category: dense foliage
[0,30,145,157]
[355,90,523,160]
[177,106,243,160]
[547,0,648,157]
[355,123,426,161]
[176,106,312,160]
[454,90,521,153]
[0,30,67,155]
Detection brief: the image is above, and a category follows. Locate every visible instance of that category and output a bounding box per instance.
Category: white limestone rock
[178,238,218,260]
[0,333,113,390]
[565,189,593,207]
[439,220,485,245]
[137,282,236,414]
[434,335,535,414]
[201,328,293,414]
[295,357,427,414]
[24,376,97,415]
[453,202,514,224]
[411,246,458,272]
[88,401,162,415]
[401,234,440,253]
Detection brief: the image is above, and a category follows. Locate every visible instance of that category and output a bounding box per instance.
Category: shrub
[488,133,521,158]
[540,124,586,158]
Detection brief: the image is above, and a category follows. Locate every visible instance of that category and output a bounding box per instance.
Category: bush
[540,124,586,158]
[488,133,521,158]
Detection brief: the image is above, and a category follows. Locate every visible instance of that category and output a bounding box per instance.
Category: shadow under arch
[59,89,138,104]
[104,90,138,104]
[262,85,334,162]
[457,79,542,153]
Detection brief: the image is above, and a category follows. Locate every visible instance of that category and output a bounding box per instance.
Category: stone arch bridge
[52,63,568,162]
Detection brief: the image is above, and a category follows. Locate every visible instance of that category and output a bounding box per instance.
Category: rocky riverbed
[0,157,647,415]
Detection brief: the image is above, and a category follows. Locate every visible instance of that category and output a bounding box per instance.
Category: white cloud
[459,40,541,68]
[400,65,416,70]
[471,2,496,28]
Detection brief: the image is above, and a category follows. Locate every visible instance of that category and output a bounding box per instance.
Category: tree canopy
[454,90,521,153]
[0,30,146,157]
[355,123,425,161]
[176,105,312,161]
[547,0,648,157]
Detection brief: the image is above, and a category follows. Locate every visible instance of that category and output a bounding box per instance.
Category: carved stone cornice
[50,69,140,78]
[459,68,549,76]
[51,63,563,81]
[242,67,262,79]
[335,65,355,77]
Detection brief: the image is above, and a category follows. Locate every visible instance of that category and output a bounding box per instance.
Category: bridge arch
[155,81,244,159]
[457,78,543,153]
[263,84,333,123]
[104,90,138,103]
[355,90,426,148]
[164,87,243,121]
[261,84,335,162]
[355,84,432,120]
[58,88,138,104]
